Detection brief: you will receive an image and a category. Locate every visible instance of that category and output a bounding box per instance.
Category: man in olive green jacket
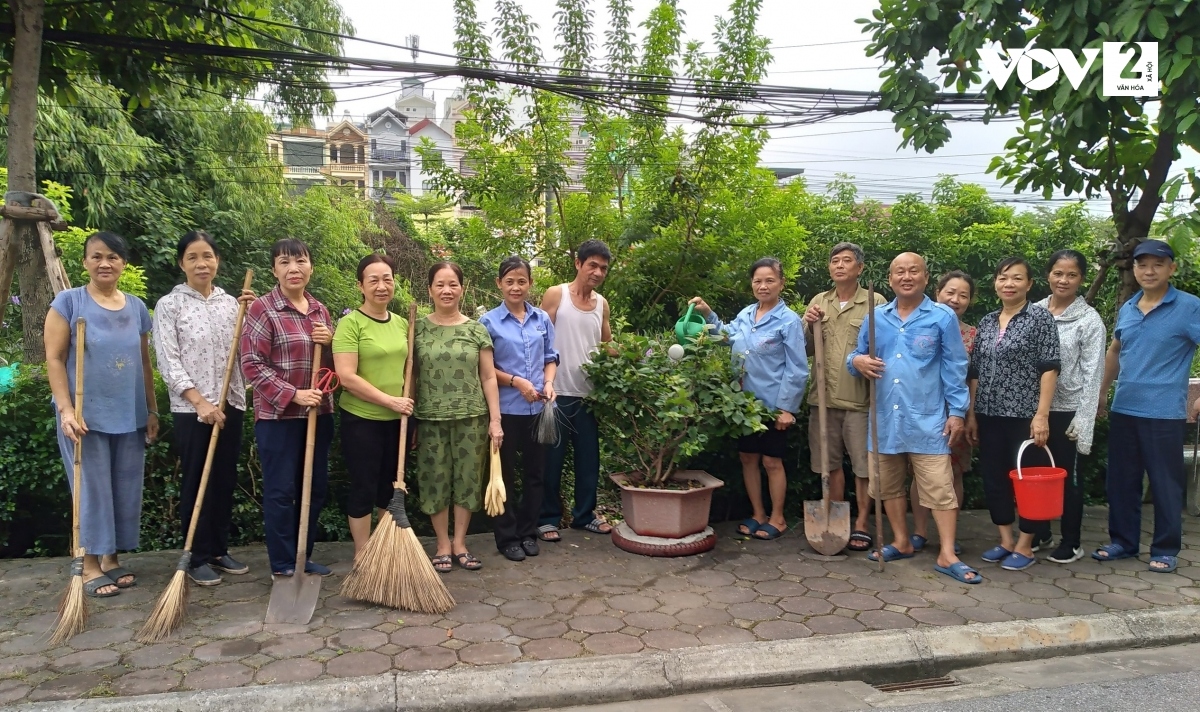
[802,242,886,552]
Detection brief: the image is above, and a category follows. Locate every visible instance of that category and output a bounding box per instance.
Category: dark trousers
[339,409,400,518]
[255,415,334,573]
[493,414,545,550]
[1106,412,1187,557]
[174,407,245,568]
[1053,411,1086,548]
[541,396,601,529]
[977,412,1073,535]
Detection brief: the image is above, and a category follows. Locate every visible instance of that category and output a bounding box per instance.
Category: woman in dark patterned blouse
[965,257,1060,572]
[910,270,977,554]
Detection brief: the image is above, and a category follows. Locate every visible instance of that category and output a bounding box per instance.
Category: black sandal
[430,555,453,574]
[454,552,483,571]
[847,530,873,552]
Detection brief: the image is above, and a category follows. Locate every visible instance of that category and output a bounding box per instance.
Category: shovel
[804,322,851,555]
[266,343,327,624]
[868,283,884,572]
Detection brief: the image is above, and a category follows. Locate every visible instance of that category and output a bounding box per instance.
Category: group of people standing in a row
[42,228,1198,597]
[688,240,1199,585]
[44,230,617,596]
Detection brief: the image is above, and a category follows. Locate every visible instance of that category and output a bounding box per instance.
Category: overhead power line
[10,21,994,131]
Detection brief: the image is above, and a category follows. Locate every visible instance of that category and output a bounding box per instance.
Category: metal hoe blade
[804,499,852,556]
[265,571,322,625]
[265,343,326,626]
[803,320,851,555]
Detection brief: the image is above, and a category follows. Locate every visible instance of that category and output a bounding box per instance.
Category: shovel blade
[265,572,322,625]
[803,499,852,556]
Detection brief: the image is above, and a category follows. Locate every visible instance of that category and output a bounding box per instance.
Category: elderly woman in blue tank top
[44,232,158,598]
[689,257,809,541]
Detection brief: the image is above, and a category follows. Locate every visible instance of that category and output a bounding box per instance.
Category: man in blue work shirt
[847,253,979,584]
[1094,240,1200,574]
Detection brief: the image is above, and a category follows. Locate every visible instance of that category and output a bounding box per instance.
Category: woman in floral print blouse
[154,231,256,586]
[966,257,1061,572]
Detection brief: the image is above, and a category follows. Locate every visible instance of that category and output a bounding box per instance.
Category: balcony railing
[370,149,410,162]
[326,162,368,173]
[284,165,323,175]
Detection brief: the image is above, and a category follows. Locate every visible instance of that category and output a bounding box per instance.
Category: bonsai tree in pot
[584,333,771,540]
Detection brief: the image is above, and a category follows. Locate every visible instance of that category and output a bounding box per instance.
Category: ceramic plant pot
[609,470,723,539]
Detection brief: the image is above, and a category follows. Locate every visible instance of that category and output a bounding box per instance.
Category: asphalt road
[540,642,1200,712]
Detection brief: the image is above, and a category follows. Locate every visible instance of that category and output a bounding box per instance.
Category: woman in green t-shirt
[414,261,504,573]
[332,254,414,560]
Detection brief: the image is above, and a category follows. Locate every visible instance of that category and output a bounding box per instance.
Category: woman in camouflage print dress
[413,262,504,573]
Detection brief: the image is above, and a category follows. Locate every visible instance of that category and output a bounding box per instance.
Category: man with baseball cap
[1095,239,1200,573]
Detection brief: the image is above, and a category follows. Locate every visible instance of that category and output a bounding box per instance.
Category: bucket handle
[1015,439,1056,480]
[683,302,696,322]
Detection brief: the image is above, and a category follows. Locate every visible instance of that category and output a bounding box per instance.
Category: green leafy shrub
[583,333,770,487]
[0,367,368,557]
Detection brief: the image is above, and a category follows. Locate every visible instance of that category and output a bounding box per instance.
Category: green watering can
[674,303,708,345]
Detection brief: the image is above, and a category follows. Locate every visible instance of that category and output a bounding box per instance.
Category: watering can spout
[674,302,708,346]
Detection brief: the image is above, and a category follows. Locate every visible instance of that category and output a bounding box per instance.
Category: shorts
[415,415,489,515]
[869,452,956,510]
[340,409,401,518]
[737,420,789,460]
[808,408,868,476]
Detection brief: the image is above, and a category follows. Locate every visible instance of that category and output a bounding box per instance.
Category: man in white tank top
[537,240,614,540]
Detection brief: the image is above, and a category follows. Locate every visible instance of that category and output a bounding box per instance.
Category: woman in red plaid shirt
[240,239,336,577]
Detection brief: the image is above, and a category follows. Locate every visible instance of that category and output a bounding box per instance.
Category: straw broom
[341,303,454,614]
[50,319,88,646]
[137,271,254,643]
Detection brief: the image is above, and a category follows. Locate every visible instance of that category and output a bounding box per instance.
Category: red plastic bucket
[1008,440,1067,520]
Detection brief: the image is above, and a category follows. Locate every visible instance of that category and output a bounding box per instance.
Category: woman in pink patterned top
[910,270,977,554]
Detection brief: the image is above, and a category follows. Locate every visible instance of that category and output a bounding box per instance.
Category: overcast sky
[324,0,1197,214]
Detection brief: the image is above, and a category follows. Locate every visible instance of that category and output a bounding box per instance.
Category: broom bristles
[136,566,190,643]
[340,509,456,614]
[49,558,88,646]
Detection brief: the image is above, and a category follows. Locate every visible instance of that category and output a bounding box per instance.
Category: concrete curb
[15,605,1200,712]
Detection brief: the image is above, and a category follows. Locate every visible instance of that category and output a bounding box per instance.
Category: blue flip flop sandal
[981,545,1012,563]
[868,544,915,562]
[753,523,786,540]
[738,518,762,536]
[1092,543,1136,562]
[934,561,982,584]
[910,534,928,552]
[1001,551,1037,571]
[1148,556,1177,573]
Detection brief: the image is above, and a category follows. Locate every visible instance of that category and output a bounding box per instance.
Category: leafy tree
[861,0,1200,303]
[0,0,352,362]
[389,191,454,233]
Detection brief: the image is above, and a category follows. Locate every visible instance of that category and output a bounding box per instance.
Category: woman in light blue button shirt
[690,258,808,540]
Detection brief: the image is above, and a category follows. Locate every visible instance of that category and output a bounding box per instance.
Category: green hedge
[0,368,360,557]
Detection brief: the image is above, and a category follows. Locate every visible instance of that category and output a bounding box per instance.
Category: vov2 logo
[977,42,1158,97]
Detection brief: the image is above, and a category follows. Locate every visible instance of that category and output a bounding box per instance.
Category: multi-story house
[325,117,369,197]
[267,127,328,193]
[364,107,411,200]
[407,118,455,196]
[394,78,437,122]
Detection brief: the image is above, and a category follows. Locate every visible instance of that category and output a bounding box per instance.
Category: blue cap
[1132,240,1175,261]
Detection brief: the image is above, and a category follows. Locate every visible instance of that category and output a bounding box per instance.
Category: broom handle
[815,321,830,516]
[181,270,254,553]
[394,303,418,491]
[295,343,323,569]
[72,319,86,560]
[868,283,883,572]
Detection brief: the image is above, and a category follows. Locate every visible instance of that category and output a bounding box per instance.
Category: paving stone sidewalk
[1,506,1197,706]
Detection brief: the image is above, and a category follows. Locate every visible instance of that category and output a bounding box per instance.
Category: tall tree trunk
[5,0,49,364]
